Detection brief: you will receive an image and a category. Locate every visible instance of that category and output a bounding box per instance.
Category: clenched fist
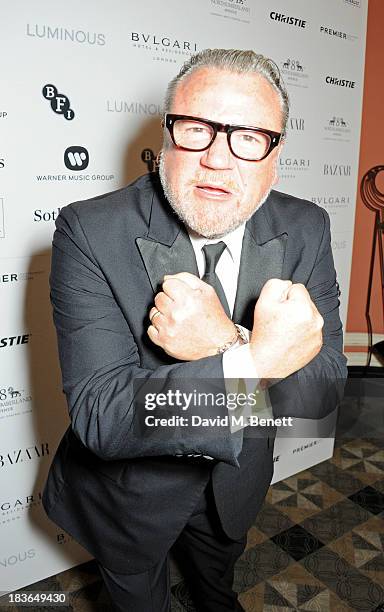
[147,272,236,360]
[250,278,324,380]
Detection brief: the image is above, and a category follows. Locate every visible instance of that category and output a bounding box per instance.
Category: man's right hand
[249,279,324,380]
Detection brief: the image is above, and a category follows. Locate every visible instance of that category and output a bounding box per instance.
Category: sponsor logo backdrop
[1,0,368,593]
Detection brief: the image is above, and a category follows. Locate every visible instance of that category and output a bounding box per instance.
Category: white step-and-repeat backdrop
[1,0,367,593]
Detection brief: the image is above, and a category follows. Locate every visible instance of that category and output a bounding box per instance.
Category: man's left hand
[148,272,235,360]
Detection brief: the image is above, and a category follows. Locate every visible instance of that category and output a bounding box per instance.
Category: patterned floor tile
[239,561,351,612]
[267,472,344,524]
[252,502,295,538]
[349,485,384,516]
[245,526,269,550]
[374,479,384,494]
[307,460,364,496]
[302,546,384,610]
[301,498,371,544]
[234,539,294,593]
[271,525,325,562]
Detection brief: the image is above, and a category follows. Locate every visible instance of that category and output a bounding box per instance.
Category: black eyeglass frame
[164,113,282,161]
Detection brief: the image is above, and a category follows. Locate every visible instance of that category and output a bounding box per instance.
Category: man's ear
[272,141,284,186]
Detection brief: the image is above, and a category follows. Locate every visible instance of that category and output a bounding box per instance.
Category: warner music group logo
[129,32,198,63]
[209,0,251,25]
[42,84,75,120]
[35,147,114,184]
[64,146,89,170]
[281,58,309,89]
[323,116,351,143]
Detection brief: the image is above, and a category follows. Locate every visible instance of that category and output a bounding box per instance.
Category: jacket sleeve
[50,204,239,466]
[268,207,348,420]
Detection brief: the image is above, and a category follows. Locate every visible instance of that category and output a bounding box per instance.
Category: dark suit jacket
[42,173,347,573]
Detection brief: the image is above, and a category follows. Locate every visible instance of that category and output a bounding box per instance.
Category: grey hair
[163,48,289,137]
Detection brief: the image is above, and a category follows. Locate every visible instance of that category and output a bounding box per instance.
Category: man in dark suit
[42,49,347,611]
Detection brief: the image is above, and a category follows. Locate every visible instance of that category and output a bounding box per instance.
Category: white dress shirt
[188,225,257,380]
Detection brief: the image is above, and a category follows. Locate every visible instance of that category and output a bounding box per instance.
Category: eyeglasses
[164,113,282,161]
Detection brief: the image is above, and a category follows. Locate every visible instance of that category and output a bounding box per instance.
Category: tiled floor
[1,426,383,611]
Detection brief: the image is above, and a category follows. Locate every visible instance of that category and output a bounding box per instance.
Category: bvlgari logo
[129,32,198,63]
[0,492,42,513]
[312,195,351,218]
[281,58,309,89]
[279,157,310,180]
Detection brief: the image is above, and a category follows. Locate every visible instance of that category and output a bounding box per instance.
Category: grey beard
[159,156,271,239]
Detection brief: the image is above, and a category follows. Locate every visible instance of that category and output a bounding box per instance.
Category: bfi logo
[42,84,75,120]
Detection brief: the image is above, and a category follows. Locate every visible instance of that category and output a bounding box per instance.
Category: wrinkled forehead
[169,67,284,132]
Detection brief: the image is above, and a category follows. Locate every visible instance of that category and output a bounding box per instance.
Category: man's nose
[200,132,234,170]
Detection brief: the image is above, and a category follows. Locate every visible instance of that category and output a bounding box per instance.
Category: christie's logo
[0,443,49,469]
[0,492,42,513]
[42,84,74,121]
[0,549,36,569]
[26,23,105,45]
[270,12,306,28]
[107,100,161,115]
[326,76,355,89]
[141,148,159,173]
[323,164,351,176]
[0,334,30,348]
[130,32,198,63]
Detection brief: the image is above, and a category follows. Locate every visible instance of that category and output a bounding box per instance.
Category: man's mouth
[195,183,233,197]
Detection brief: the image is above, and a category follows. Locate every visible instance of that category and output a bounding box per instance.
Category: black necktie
[202,242,231,317]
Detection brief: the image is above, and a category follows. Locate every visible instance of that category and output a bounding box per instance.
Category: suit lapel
[136,177,198,293]
[233,198,287,328]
